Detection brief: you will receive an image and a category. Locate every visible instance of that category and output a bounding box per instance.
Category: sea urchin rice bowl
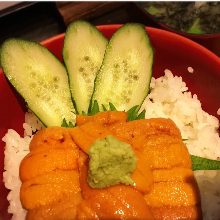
[2,69,220,220]
[1,26,220,220]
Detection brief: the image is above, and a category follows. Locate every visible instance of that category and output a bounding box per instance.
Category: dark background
[0,2,220,220]
[0,2,158,43]
[1,2,219,56]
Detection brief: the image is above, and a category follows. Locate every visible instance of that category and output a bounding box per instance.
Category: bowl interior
[0,25,220,219]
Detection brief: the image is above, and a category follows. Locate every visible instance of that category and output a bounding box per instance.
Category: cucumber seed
[133,75,139,80]
[128,72,133,78]
[55,108,60,113]
[88,85,93,92]
[85,78,91,84]
[82,72,88,78]
[125,98,130,103]
[113,73,119,80]
[26,65,32,70]
[53,77,59,82]
[114,63,119,68]
[122,60,128,67]
[84,56,90,61]
[30,82,36,88]
[30,71,36,77]
[79,67,84,72]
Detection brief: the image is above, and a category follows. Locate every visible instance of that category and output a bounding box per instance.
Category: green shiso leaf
[61,118,74,128]
[90,100,100,115]
[61,118,68,127]
[127,105,139,121]
[191,155,220,171]
[82,111,87,115]
[88,101,145,121]
[136,109,146,120]
[102,104,107,111]
[68,121,74,128]
[126,105,145,121]
[109,102,117,111]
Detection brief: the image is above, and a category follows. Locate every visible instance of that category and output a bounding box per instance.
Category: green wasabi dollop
[88,135,137,188]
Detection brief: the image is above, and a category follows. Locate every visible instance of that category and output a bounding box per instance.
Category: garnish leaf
[61,118,68,127]
[61,118,74,128]
[90,100,100,115]
[82,111,87,115]
[102,104,107,111]
[88,101,145,121]
[136,109,146,120]
[109,102,117,111]
[191,155,220,171]
[68,121,74,127]
[127,105,139,121]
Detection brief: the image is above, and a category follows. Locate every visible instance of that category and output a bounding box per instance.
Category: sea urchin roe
[88,135,137,188]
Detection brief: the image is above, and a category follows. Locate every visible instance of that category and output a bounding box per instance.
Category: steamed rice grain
[3,130,30,220]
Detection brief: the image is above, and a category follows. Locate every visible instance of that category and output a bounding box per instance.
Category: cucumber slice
[91,23,153,111]
[63,20,108,114]
[0,39,75,127]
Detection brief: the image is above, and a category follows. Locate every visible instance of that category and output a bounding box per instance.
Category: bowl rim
[41,24,220,64]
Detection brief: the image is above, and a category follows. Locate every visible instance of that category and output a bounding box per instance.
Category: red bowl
[0,25,220,219]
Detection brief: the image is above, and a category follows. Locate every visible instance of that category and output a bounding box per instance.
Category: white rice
[2,69,220,219]
[141,69,220,219]
[3,111,43,220]
[142,69,220,160]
